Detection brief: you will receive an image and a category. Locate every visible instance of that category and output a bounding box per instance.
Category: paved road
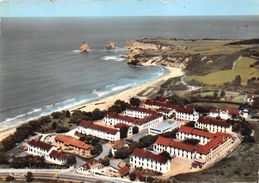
[181,76,201,91]
[0,169,130,183]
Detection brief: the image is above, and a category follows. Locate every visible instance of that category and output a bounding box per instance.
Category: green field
[187,56,259,85]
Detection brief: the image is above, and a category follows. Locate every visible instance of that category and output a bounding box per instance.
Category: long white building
[103,111,163,130]
[153,133,234,162]
[77,120,120,142]
[27,139,67,165]
[195,117,232,133]
[177,126,214,145]
[130,148,171,173]
[143,99,199,121]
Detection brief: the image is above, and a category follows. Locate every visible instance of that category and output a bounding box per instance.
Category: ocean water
[0,16,259,129]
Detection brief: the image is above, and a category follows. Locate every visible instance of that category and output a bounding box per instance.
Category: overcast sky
[1,0,259,17]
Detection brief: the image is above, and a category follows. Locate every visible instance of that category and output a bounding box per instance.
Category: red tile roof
[80,121,119,135]
[156,108,171,113]
[131,148,169,164]
[156,132,231,155]
[114,123,131,129]
[55,135,92,150]
[49,150,66,160]
[222,107,239,116]
[178,126,214,139]
[27,139,53,151]
[144,99,196,114]
[126,105,157,114]
[197,117,231,128]
[119,166,130,176]
[105,112,162,126]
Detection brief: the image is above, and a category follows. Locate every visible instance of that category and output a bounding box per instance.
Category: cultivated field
[187,56,259,85]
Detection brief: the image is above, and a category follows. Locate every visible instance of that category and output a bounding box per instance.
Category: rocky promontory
[123,38,257,75]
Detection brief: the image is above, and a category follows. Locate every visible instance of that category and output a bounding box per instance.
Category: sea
[0,16,259,130]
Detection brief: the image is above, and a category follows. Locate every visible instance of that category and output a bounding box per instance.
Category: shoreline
[0,65,183,142]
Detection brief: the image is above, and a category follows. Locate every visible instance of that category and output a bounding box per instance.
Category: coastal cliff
[124,39,258,75]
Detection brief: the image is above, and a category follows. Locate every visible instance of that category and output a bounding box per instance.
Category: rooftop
[197,117,231,128]
[150,121,181,132]
[27,139,53,151]
[131,148,169,164]
[49,150,66,160]
[55,135,92,150]
[80,120,119,135]
[178,126,215,139]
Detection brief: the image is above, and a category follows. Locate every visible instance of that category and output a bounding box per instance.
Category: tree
[90,144,103,155]
[120,127,128,139]
[67,155,76,166]
[5,175,15,182]
[91,108,105,121]
[51,122,57,130]
[232,75,242,86]
[25,172,33,182]
[159,151,171,160]
[130,97,141,107]
[132,126,139,134]
[220,90,226,98]
[129,172,137,181]
[213,90,219,99]
[100,158,110,166]
[56,126,69,133]
[114,147,131,159]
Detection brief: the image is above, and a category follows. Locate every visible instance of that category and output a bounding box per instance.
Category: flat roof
[150,120,182,131]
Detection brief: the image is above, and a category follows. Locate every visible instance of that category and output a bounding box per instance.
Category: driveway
[96,144,110,159]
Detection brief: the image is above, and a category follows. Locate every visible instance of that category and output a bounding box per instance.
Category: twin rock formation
[80,42,116,53]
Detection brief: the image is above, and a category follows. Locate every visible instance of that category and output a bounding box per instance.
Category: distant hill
[226,38,259,45]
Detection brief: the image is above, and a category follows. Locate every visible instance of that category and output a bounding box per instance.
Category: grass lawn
[198,92,214,97]
[187,56,259,85]
[231,95,246,103]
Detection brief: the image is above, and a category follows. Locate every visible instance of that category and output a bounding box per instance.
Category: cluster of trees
[108,100,128,114]
[130,97,141,107]
[10,155,47,169]
[51,110,70,120]
[69,108,106,125]
[114,147,131,159]
[79,135,101,146]
[247,77,259,87]
[160,129,178,139]
[119,127,128,139]
[100,158,110,166]
[232,120,255,143]
[1,117,48,151]
[90,144,103,156]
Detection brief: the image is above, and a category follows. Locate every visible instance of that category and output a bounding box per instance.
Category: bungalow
[129,148,171,173]
[77,121,120,142]
[195,117,232,133]
[27,139,66,165]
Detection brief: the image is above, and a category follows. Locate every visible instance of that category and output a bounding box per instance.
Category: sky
[1,0,259,17]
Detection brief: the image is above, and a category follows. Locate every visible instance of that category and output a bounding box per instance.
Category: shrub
[129,172,137,181]
[133,126,139,134]
[130,97,141,107]
[25,172,33,182]
[100,158,110,166]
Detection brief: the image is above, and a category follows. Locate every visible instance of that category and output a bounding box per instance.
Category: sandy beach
[69,66,183,112]
[0,65,183,142]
